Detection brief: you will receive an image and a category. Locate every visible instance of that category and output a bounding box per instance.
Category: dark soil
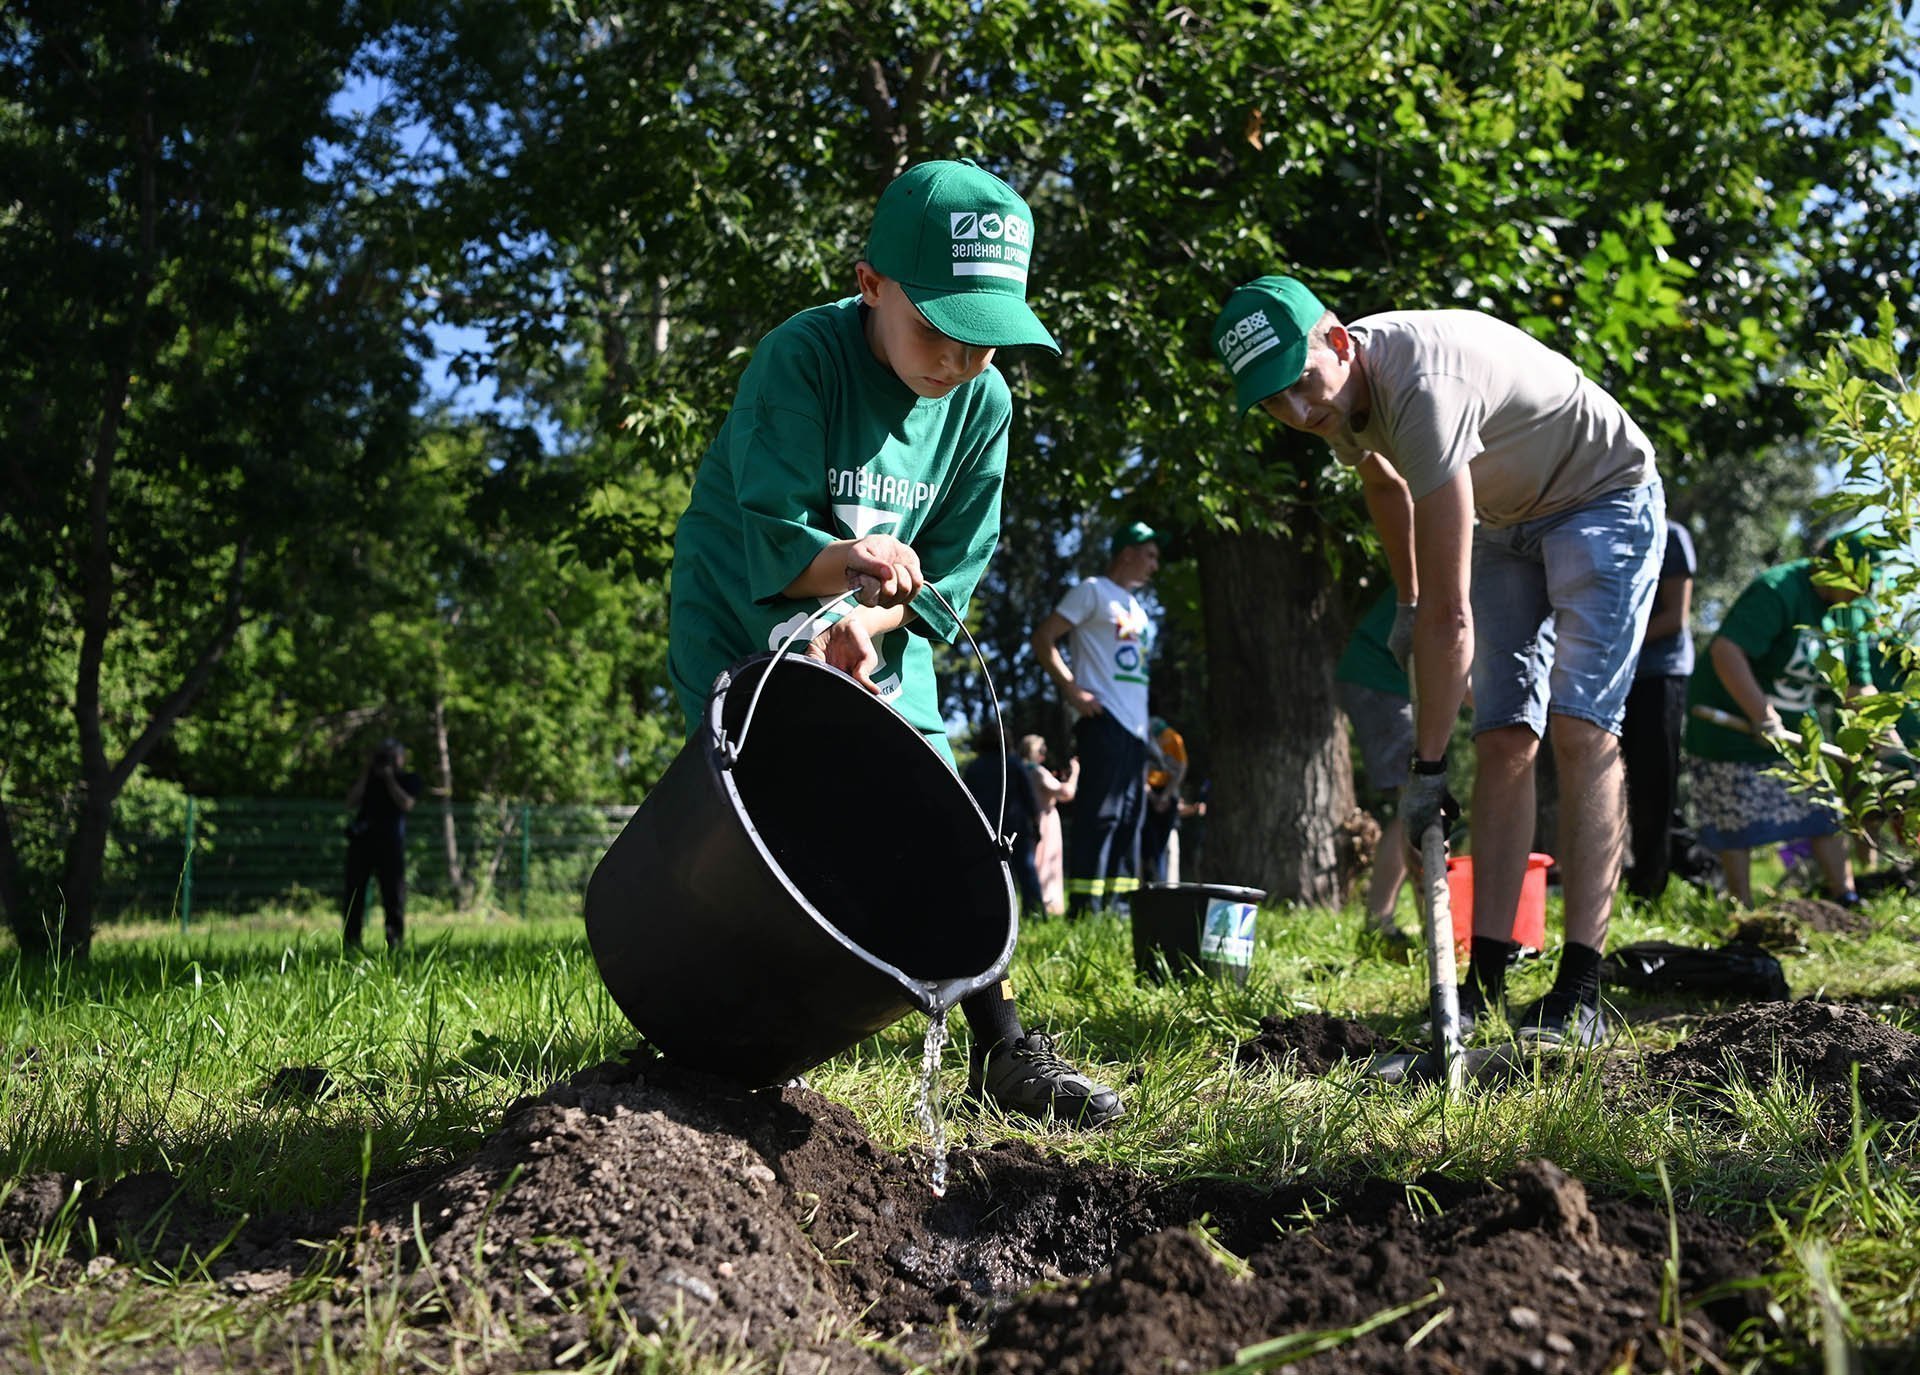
[1762,896,1875,936]
[1645,999,1920,1127]
[975,1160,1762,1375]
[1236,1012,1394,1074]
[0,1053,1772,1372]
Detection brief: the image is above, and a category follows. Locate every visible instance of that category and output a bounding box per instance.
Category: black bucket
[1130,882,1267,985]
[584,652,1018,1087]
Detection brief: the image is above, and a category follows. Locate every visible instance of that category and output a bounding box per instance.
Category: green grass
[1,881,1918,1370]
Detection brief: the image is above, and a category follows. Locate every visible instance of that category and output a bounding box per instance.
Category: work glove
[1753,707,1787,740]
[1400,769,1461,870]
[1388,602,1418,671]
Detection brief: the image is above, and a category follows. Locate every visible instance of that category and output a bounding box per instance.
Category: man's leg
[1550,714,1628,951]
[376,851,407,950]
[1110,761,1148,904]
[1367,810,1409,928]
[1140,801,1174,883]
[1620,675,1672,899]
[1065,716,1128,917]
[1469,723,1540,1008]
[342,841,373,951]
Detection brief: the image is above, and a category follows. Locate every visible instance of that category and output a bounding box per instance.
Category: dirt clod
[1235,1012,1390,1074]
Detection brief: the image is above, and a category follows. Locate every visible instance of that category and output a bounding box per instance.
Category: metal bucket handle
[722,582,1017,845]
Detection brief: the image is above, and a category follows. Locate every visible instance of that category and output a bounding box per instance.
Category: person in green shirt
[1684,541,1876,907]
[665,158,1122,1129]
[1335,587,1418,960]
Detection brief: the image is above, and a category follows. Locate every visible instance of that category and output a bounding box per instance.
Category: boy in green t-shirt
[1684,546,1875,906]
[665,159,1122,1129]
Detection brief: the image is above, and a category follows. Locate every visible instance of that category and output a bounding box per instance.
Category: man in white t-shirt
[1211,277,1666,1047]
[1031,522,1160,919]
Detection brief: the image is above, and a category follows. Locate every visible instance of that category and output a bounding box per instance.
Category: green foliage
[1777,301,1920,841]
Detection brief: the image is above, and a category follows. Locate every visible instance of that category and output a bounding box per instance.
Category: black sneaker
[1510,989,1608,1048]
[968,1031,1124,1128]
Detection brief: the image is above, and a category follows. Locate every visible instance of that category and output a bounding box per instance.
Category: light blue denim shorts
[1470,479,1666,739]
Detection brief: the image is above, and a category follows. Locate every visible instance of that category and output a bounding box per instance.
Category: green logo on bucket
[1199,900,1257,967]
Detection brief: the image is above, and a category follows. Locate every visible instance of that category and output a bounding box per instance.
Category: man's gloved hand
[1400,768,1460,869]
[1754,707,1787,740]
[1388,602,1417,671]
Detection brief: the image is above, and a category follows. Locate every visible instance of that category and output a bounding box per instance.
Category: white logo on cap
[949,207,1031,283]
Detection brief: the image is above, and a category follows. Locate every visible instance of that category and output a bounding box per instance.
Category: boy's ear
[854,260,886,305]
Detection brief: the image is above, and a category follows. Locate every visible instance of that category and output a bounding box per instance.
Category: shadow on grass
[0,923,597,1002]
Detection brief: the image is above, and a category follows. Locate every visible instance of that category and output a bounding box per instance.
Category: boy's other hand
[809,616,883,692]
[1067,683,1104,718]
[844,534,923,608]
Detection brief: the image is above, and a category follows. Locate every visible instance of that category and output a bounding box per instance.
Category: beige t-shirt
[1333,310,1657,527]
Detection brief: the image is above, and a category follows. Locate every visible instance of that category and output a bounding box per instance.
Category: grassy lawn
[1,878,1917,1370]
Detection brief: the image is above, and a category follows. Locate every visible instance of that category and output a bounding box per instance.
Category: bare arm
[1357,452,1417,604]
[1642,574,1692,645]
[345,769,369,809]
[1030,610,1102,717]
[1707,636,1777,730]
[1410,470,1474,760]
[781,535,924,615]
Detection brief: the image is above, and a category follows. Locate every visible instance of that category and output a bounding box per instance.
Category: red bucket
[1444,852,1551,952]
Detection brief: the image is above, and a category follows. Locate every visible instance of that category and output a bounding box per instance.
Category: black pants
[1066,713,1148,916]
[1621,673,1686,900]
[1141,795,1178,882]
[344,839,407,948]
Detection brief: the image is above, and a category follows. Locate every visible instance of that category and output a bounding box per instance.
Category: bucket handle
[723,583,1017,845]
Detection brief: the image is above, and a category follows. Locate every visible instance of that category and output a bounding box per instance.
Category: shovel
[1688,703,1850,761]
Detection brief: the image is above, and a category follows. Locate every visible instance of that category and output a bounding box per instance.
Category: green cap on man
[867,159,1060,355]
[1110,520,1160,558]
[1210,276,1328,414]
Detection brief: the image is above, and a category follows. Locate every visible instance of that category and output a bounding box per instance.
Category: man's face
[1113,540,1160,589]
[1259,326,1365,439]
[856,263,997,400]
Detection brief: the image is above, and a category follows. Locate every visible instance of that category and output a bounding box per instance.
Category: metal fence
[95,797,636,924]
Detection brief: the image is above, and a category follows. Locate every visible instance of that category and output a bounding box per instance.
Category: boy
[666,159,1122,1127]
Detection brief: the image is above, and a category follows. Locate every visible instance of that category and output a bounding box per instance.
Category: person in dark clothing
[343,738,424,952]
[964,739,1045,916]
[1622,518,1698,899]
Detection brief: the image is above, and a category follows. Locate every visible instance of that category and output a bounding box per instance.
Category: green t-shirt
[667,298,1010,756]
[1684,560,1873,762]
[1334,588,1409,696]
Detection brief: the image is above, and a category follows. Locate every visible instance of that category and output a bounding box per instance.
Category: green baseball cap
[1110,520,1160,557]
[866,159,1060,354]
[1210,276,1328,414]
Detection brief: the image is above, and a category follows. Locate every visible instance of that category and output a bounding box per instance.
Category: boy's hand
[844,535,924,608]
[1067,683,1104,718]
[808,616,883,692]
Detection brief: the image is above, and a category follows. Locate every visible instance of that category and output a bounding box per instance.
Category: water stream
[914,1004,952,1197]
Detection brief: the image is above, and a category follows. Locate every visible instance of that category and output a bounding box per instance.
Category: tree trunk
[54,781,114,959]
[1196,527,1356,906]
[431,694,470,909]
[0,793,36,953]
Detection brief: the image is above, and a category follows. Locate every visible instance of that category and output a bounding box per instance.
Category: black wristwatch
[1411,755,1448,776]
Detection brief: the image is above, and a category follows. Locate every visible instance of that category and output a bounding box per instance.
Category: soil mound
[973,1159,1761,1375]
[1236,1013,1391,1074]
[0,1055,1772,1371]
[1762,896,1873,936]
[1646,999,1920,1126]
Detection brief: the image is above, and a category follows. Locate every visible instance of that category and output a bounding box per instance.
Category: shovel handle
[1687,703,1850,761]
[1420,822,1465,1093]
[728,584,1017,842]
